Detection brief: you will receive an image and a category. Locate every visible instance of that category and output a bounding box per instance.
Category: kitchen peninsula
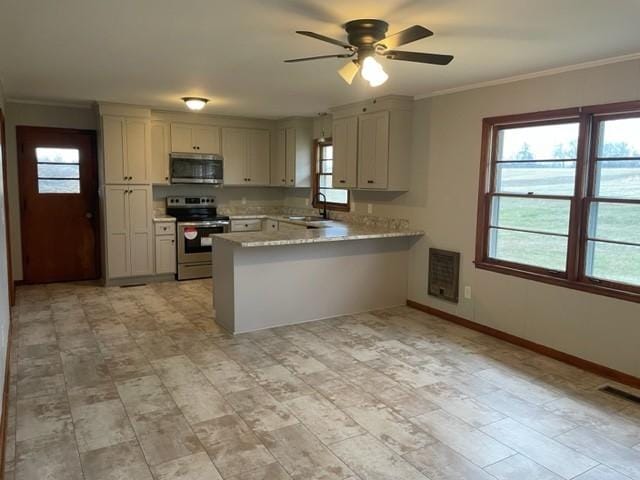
[212,219,423,333]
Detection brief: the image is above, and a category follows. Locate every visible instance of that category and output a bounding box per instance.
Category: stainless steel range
[166,196,229,280]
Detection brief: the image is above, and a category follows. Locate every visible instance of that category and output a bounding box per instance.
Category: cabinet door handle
[339,180,346,183]
[367,180,374,184]
[165,176,169,181]
[171,240,175,244]
[123,176,127,180]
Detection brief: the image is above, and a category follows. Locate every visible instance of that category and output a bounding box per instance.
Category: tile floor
[4,280,640,480]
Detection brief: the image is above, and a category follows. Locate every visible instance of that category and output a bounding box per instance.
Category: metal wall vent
[428,248,460,303]
[599,385,640,405]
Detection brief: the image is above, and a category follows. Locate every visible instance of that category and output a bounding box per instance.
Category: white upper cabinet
[246,129,271,186]
[221,128,270,186]
[102,116,126,184]
[150,121,170,184]
[192,126,220,154]
[332,116,358,188]
[125,118,151,184]
[358,111,389,189]
[272,128,287,186]
[170,123,192,153]
[312,114,333,140]
[331,95,412,191]
[271,118,312,188]
[102,115,151,184]
[170,123,220,154]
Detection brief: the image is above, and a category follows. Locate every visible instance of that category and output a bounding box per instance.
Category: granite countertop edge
[214,228,424,248]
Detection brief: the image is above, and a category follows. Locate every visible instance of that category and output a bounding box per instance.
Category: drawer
[231,219,262,232]
[154,222,175,236]
[263,219,278,231]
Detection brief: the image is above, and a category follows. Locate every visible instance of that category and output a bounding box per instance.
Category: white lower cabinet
[154,222,176,275]
[105,185,153,279]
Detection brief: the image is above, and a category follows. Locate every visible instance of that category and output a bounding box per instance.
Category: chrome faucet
[313,192,328,219]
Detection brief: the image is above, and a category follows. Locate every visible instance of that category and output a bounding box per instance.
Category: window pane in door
[495,162,576,195]
[586,241,640,286]
[38,179,80,194]
[488,228,568,270]
[35,147,80,164]
[596,118,640,158]
[37,163,80,179]
[490,196,571,235]
[497,123,579,161]
[594,161,640,199]
[587,202,640,244]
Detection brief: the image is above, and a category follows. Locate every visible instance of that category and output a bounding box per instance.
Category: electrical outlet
[241,197,246,205]
[367,203,373,214]
[464,286,472,299]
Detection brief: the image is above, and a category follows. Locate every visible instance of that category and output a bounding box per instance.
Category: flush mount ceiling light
[285,19,453,87]
[182,97,209,111]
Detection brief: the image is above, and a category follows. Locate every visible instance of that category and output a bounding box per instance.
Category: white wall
[289,58,640,378]
[4,101,97,280]
[0,80,11,414]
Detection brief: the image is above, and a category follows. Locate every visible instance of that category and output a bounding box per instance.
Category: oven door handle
[178,221,230,227]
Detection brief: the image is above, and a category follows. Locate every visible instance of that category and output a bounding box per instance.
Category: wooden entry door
[18,127,99,283]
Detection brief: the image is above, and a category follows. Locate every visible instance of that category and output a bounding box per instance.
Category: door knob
[85,212,93,219]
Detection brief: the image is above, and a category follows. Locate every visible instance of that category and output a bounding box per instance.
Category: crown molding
[415,52,640,100]
[5,97,94,109]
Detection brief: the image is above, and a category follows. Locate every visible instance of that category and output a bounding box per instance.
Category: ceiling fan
[284,19,453,87]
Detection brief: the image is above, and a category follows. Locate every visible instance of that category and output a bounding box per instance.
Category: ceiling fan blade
[296,31,352,49]
[376,25,433,50]
[337,60,360,85]
[284,53,352,63]
[383,50,453,65]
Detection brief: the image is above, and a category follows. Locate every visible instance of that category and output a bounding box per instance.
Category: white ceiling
[1,0,639,118]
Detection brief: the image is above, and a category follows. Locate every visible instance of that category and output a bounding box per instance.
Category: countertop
[213,220,424,248]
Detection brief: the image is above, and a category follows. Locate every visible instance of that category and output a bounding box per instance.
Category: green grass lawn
[491,167,640,285]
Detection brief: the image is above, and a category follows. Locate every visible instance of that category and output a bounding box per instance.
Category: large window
[476,102,640,302]
[313,139,350,210]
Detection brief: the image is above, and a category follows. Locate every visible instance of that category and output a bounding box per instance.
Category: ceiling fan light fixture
[337,60,360,85]
[182,97,209,111]
[361,56,388,87]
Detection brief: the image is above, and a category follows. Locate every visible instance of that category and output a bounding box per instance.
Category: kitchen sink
[287,215,329,222]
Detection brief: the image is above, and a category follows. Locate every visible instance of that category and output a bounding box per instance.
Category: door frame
[16,126,100,284]
[0,109,13,305]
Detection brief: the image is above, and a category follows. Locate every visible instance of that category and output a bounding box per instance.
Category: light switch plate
[464,286,472,299]
[367,203,373,214]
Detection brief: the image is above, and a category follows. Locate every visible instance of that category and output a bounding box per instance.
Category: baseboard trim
[0,314,12,476]
[406,299,640,390]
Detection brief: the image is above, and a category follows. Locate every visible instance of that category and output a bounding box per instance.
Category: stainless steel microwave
[170,153,224,185]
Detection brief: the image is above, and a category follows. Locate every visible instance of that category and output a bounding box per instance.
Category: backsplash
[218,204,411,231]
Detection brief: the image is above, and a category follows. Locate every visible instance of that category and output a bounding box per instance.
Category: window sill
[312,202,350,212]
[474,260,640,304]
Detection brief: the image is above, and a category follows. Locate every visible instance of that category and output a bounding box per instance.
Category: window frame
[312,138,350,212]
[475,101,640,303]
